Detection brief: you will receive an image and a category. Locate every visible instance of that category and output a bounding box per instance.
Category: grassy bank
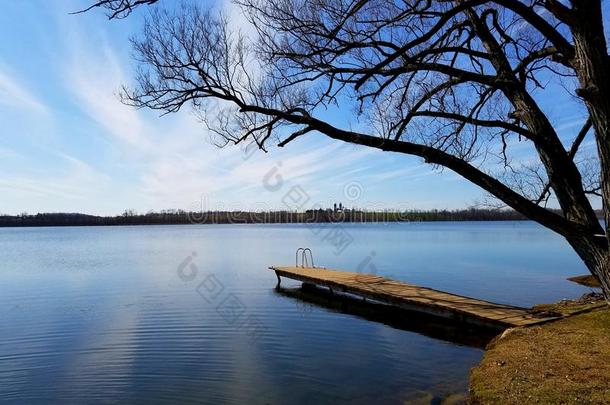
[470,299,610,404]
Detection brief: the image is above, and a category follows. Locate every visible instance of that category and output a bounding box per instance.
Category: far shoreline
[0,208,539,228]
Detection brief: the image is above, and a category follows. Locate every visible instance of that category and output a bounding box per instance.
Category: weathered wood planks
[270,266,559,328]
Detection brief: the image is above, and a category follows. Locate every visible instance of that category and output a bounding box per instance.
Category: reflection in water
[0,223,592,403]
[275,285,498,349]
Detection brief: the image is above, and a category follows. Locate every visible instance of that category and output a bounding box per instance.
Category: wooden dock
[270,266,559,329]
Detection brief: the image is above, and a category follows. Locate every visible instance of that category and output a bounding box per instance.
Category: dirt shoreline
[469,293,609,404]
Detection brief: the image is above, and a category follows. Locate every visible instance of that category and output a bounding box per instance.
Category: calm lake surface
[0,222,593,404]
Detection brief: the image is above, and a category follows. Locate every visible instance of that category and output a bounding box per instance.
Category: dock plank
[270,266,559,328]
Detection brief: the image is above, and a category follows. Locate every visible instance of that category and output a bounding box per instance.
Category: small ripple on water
[3,224,554,403]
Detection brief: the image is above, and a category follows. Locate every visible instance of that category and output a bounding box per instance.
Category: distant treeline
[0,208,590,227]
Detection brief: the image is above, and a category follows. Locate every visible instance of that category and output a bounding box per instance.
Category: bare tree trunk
[598,258,610,301]
[569,237,610,302]
[563,1,610,302]
[589,255,610,303]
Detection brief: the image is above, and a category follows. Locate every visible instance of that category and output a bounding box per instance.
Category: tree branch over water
[82,0,610,301]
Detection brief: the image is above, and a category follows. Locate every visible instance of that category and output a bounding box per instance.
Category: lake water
[0,222,593,404]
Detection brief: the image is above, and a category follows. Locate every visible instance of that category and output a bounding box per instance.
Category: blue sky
[0,1,600,215]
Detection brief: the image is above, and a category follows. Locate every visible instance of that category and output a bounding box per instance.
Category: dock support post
[275,271,281,288]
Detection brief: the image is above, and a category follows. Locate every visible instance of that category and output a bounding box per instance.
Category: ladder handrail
[295,248,305,267]
[295,247,315,268]
[302,248,314,268]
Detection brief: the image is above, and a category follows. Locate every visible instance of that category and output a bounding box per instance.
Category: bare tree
[85,0,610,301]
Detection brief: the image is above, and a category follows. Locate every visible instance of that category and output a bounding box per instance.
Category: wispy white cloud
[0,66,48,115]
[64,42,150,149]
[0,145,22,161]
[0,1,488,214]
[0,153,112,205]
[366,165,433,182]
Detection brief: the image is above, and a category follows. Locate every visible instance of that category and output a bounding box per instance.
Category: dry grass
[530,292,606,317]
[470,307,610,404]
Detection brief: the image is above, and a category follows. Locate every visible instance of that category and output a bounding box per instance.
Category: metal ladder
[295,247,315,268]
